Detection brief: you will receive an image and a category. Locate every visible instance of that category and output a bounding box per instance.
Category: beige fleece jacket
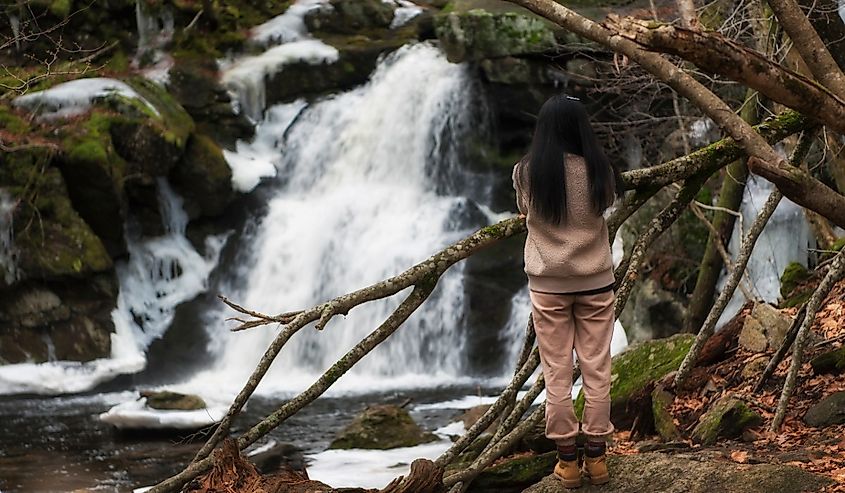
[512,155,615,293]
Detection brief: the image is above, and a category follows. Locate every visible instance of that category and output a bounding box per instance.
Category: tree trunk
[684,92,757,334]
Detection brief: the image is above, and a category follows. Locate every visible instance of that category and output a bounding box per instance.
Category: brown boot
[553,458,582,488]
[583,454,609,485]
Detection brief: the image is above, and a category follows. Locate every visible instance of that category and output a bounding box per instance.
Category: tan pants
[529,289,615,446]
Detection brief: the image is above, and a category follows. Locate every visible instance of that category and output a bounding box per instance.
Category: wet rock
[305,0,395,34]
[463,233,526,375]
[168,58,254,148]
[170,134,234,219]
[810,346,845,375]
[434,0,557,63]
[479,57,551,85]
[691,396,762,445]
[468,451,556,491]
[618,278,686,341]
[522,452,832,493]
[140,391,207,411]
[329,404,437,450]
[0,277,116,364]
[575,334,694,430]
[457,404,499,433]
[651,383,680,441]
[247,441,307,475]
[804,391,845,428]
[738,302,791,353]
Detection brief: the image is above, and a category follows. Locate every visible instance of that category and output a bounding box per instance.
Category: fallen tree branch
[150,282,438,493]
[754,304,807,392]
[604,16,845,135]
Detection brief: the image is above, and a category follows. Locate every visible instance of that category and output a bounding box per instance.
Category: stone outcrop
[329,404,437,450]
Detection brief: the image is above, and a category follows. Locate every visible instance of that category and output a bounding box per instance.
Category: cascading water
[134,0,175,83]
[187,42,487,395]
[0,181,225,395]
[716,175,811,326]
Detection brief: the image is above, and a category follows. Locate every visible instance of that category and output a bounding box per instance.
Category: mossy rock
[780,262,812,308]
[170,133,234,219]
[305,0,395,34]
[328,404,437,450]
[445,433,494,475]
[434,4,557,62]
[651,384,680,441]
[0,148,113,281]
[523,452,832,493]
[140,390,207,411]
[0,104,30,134]
[467,451,556,491]
[810,346,845,375]
[575,334,694,429]
[691,396,762,445]
[804,391,845,428]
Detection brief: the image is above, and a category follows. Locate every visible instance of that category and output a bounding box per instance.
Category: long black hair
[526,95,620,224]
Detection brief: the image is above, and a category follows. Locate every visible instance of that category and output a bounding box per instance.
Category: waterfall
[134,0,175,83]
[716,175,811,326]
[0,189,17,286]
[0,181,225,395]
[186,42,485,396]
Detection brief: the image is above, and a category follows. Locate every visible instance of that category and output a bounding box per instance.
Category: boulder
[738,303,791,353]
[434,0,557,62]
[140,390,207,411]
[651,383,680,441]
[329,404,437,450]
[170,134,235,219]
[305,0,395,34]
[810,346,845,375]
[618,278,687,341]
[457,404,499,432]
[468,451,556,492]
[575,334,694,429]
[691,396,762,445]
[522,452,832,493]
[804,391,845,428]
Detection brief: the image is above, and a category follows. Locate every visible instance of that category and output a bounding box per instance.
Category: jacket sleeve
[512,163,528,215]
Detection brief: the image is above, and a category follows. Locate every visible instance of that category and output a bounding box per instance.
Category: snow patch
[12,78,159,120]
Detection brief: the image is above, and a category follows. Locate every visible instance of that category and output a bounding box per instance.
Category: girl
[512,95,621,488]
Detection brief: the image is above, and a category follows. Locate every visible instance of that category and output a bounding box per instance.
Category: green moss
[471,452,556,489]
[0,105,30,134]
[0,148,112,279]
[126,78,194,147]
[49,0,72,18]
[691,397,762,445]
[105,50,130,73]
[329,404,438,450]
[810,346,845,375]
[780,262,812,307]
[652,386,680,441]
[575,334,694,418]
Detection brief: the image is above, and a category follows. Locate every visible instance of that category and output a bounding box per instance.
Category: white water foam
[99,394,228,429]
[183,42,483,398]
[250,0,327,46]
[0,189,17,286]
[716,175,811,327]
[0,181,226,395]
[305,421,458,489]
[387,0,424,28]
[223,99,308,192]
[12,78,159,120]
[221,0,337,120]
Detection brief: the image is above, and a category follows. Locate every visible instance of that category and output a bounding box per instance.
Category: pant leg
[572,290,616,439]
[529,290,578,446]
